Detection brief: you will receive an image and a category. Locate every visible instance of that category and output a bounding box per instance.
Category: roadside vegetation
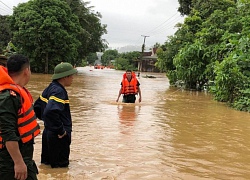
[156,0,250,112]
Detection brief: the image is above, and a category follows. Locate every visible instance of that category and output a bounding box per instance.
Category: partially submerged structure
[138,48,159,72]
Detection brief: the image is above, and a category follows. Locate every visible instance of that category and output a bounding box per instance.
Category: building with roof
[138,48,159,72]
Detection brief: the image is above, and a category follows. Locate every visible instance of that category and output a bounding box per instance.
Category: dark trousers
[0,160,38,180]
[41,128,71,168]
[0,141,38,180]
[122,94,136,103]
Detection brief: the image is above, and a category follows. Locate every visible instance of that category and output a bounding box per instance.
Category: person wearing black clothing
[34,62,77,168]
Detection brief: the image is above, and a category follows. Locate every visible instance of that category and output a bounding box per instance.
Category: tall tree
[0,15,12,50]
[119,51,141,66]
[86,52,98,65]
[192,0,235,19]
[66,0,107,60]
[178,0,192,15]
[101,49,118,66]
[174,0,250,111]
[9,0,82,73]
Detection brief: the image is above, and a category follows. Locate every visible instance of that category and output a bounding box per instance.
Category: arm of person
[58,130,67,138]
[138,86,142,103]
[34,96,43,120]
[5,141,27,180]
[116,87,122,102]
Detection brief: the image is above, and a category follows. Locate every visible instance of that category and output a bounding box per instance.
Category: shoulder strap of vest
[0,84,20,94]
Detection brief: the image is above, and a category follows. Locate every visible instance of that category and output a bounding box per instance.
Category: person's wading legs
[47,130,70,168]
[123,95,136,103]
[41,128,49,164]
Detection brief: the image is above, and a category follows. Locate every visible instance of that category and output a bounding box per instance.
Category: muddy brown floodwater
[26,66,250,180]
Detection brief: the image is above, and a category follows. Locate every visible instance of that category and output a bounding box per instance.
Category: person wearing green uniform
[0,54,40,180]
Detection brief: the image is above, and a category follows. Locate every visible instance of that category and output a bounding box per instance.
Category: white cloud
[90,0,184,49]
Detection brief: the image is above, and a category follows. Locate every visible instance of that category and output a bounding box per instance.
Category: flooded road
[27,66,250,180]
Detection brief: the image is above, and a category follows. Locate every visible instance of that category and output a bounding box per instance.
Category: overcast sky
[1,0,184,50]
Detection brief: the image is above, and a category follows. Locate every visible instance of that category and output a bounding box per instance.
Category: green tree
[158,11,203,87]
[115,57,134,70]
[119,51,140,69]
[211,1,250,111]
[173,0,250,111]
[174,40,207,89]
[86,52,98,65]
[101,49,118,66]
[153,42,161,48]
[192,0,235,19]
[66,0,107,62]
[178,0,192,15]
[178,0,236,17]
[0,15,12,50]
[169,0,236,89]
[9,0,82,73]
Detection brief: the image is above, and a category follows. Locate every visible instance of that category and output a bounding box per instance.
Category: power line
[0,0,13,15]
[149,16,184,37]
[0,7,12,14]
[0,0,13,11]
[145,12,180,35]
[146,15,183,36]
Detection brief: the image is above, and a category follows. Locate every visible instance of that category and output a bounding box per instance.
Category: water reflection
[26,67,250,180]
[118,104,140,125]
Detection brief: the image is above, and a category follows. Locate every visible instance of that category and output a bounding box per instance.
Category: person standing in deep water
[116,70,142,103]
[34,62,77,168]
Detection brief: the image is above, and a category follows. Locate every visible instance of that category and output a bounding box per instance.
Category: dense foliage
[9,0,82,73]
[157,0,250,112]
[101,49,119,66]
[0,15,12,51]
[6,0,106,73]
[66,0,107,59]
[86,52,98,65]
[101,50,140,70]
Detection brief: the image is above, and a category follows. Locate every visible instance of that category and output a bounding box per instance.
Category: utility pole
[138,35,149,77]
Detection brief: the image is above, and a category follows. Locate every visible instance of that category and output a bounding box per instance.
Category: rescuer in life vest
[116,70,142,103]
[0,54,40,180]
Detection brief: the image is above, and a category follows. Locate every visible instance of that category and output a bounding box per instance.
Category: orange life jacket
[0,67,40,149]
[121,72,138,95]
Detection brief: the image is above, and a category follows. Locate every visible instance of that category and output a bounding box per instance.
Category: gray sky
[1,0,184,50]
